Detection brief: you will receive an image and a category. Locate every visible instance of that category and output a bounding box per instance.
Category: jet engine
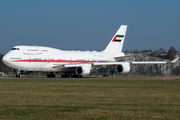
[76,66,91,75]
[116,62,130,73]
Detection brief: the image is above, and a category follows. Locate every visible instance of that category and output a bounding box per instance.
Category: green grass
[0,78,180,119]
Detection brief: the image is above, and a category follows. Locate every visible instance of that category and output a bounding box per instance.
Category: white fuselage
[2,45,124,72]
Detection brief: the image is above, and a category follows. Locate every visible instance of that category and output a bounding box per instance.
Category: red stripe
[112,35,118,42]
[12,59,111,63]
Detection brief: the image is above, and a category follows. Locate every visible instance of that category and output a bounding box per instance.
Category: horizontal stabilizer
[114,52,151,61]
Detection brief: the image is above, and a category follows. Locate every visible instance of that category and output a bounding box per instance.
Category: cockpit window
[11,48,20,50]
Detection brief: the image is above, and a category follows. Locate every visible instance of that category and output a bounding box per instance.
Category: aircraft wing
[94,58,178,66]
[93,62,124,66]
[51,57,178,75]
[131,61,167,64]
[52,57,178,68]
[92,58,178,74]
[131,57,179,64]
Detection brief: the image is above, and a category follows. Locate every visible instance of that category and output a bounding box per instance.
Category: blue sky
[0,0,180,53]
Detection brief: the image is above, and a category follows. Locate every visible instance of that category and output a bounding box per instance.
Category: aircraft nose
[2,54,10,65]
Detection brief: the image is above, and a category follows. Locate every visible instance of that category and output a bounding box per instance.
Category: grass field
[0,77,180,120]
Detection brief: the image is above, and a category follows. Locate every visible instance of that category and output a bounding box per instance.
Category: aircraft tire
[61,75,69,78]
[47,74,56,78]
[16,73,21,77]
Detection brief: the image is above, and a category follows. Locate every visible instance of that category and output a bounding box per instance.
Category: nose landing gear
[16,72,21,77]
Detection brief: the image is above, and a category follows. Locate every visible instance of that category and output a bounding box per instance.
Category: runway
[0,76,179,81]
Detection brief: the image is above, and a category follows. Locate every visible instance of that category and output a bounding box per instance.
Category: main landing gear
[47,73,56,78]
[61,74,83,78]
[46,73,83,78]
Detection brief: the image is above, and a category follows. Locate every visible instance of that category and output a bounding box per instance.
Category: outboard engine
[116,62,130,73]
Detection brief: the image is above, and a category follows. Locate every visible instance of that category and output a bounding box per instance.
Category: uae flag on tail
[112,35,124,42]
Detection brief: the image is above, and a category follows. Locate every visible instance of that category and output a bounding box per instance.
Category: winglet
[170,57,179,63]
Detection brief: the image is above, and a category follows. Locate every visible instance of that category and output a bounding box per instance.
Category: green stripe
[117,35,124,38]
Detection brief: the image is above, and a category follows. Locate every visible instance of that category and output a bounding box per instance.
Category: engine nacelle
[116,62,130,73]
[76,66,91,75]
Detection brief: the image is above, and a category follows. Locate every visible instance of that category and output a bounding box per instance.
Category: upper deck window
[31,50,38,51]
[11,48,20,50]
[41,50,48,52]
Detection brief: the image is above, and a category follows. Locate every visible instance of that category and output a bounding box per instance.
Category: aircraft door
[28,55,31,63]
[47,56,51,68]
[70,56,72,63]
[47,56,50,63]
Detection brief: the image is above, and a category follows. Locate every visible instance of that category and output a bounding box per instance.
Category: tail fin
[103,25,127,53]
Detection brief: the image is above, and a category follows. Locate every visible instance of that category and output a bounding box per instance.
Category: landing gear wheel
[77,75,83,78]
[16,73,21,77]
[61,74,69,78]
[16,74,21,77]
[47,73,56,78]
[70,75,83,78]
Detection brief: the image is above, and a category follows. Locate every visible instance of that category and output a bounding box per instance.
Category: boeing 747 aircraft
[2,25,178,78]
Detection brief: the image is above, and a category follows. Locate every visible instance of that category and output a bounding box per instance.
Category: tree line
[124,46,177,60]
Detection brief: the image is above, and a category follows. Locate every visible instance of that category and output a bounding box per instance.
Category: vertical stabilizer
[103,25,127,53]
